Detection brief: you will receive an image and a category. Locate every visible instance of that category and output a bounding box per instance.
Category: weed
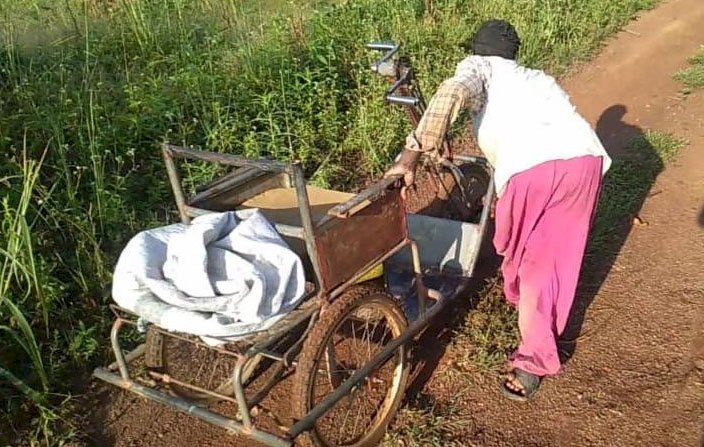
[448,278,519,373]
[674,46,704,93]
[383,400,473,447]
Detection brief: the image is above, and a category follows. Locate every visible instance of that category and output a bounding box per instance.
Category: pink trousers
[493,155,603,376]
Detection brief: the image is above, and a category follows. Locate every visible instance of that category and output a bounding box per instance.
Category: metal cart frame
[93,41,495,447]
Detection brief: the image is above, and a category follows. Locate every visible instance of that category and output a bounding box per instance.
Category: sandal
[500,368,542,402]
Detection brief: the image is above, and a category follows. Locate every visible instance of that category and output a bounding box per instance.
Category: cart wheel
[144,328,261,405]
[293,284,409,447]
[445,162,490,223]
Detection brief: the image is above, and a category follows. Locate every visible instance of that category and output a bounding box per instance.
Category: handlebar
[367,41,423,108]
[366,42,399,77]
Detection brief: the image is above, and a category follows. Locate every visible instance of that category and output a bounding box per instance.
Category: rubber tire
[292,284,410,447]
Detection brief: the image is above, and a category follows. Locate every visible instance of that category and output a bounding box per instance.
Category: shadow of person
[558,104,665,363]
[699,205,704,228]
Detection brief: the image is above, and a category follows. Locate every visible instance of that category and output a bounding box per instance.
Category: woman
[385,19,611,401]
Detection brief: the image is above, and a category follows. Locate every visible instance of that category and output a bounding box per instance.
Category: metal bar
[291,163,324,289]
[162,144,191,224]
[367,42,399,74]
[233,357,253,428]
[163,144,288,173]
[93,368,292,447]
[107,344,145,372]
[328,238,411,301]
[147,324,243,359]
[110,318,130,380]
[146,371,239,404]
[289,289,448,438]
[452,154,489,165]
[409,240,427,317]
[257,350,284,362]
[247,301,319,358]
[324,176,399,220]
[183,205,305,239]
[191,167,267,205]
[386,95,419,106]
[245,362,288,409]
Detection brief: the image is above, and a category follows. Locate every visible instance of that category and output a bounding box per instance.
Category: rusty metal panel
[314,188,406,292]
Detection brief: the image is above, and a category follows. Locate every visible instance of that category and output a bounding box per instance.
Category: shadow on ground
[559,104,665,362]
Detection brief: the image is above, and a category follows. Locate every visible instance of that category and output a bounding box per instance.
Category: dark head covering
[466,20,521,60]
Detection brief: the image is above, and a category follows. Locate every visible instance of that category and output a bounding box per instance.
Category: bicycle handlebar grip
[386,95,419,106]
[367,41,399,74]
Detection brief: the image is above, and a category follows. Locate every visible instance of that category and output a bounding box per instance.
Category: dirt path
[84,0,704,445]
[433,0,704,445]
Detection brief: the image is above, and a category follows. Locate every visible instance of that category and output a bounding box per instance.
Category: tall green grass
[1,0,656,442]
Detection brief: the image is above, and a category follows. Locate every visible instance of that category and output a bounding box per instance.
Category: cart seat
[239,186,354,227]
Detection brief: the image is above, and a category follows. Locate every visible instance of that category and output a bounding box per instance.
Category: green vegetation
[1,0,659,443]
[674,46,704,93]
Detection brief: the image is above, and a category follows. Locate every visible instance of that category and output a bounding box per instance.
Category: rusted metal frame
[162,143,289,173]
[145,323,246,359]
[162,145,191,224]
[190,166,268,205]
[289,287,449,439]
[246,303,319,363]
[92,367,292,447]
[241,316,315,408]
[232,356,253,428]
[242,313,320,408]
[290,162,325,292]
[110,318,131,380]
[106,307,245,358]
[322,175,400,222]
[106,344,145,372]
[244,362,288,409]
[327,238,411,302]
[146,370,239,404]
[183,205,305,239]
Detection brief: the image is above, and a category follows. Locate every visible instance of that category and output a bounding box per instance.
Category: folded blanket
[112,209,306,339]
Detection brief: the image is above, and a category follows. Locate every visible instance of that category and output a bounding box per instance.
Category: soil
[79,0,704,445]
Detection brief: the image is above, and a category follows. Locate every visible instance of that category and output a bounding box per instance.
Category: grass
[383,400,472,446]
[674,46,704,93]
[0,0,660,443]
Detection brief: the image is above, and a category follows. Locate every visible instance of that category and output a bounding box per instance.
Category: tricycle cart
[93,42,495,447]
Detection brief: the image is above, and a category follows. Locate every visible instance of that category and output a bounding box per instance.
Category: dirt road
[85,0,704,445]
[435,0,704,445]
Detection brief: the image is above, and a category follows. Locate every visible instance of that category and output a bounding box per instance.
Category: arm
[385,58,488,184]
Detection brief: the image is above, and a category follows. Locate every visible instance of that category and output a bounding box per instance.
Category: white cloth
[453,55,612,195]
[111,209,306,340]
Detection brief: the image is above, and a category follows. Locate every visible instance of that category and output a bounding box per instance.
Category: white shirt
[453,56,611,194]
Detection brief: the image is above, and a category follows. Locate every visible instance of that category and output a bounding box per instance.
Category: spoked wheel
[293,284,410,447]
[144,328,261,405]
